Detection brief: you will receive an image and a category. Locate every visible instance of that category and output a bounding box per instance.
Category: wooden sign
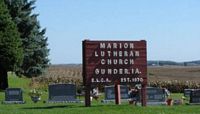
[82,40,147,85]
[82,40,147,106]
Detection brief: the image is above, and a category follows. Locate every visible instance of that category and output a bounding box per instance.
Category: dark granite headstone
[3,88,25,104]
[104,85,129,100]
[128,87,167,104]
[190,90,200,104]
[48,84,80,103]
[147,87,166,102]
[146,87,167,105]
[184,89,194,97]
[184,89,200,98]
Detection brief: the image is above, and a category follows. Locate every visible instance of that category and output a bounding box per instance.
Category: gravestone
[48,84,80,103]
[3,88,25,104]
[190,90,200,104]
[146,87,167,105]
[103,85,129,102]
[184,89,194,97]
[184,89,200,98]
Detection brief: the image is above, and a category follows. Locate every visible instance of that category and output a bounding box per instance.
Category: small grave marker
[190,90,200,104]
[103,85,129,102]
[3,88,25,104]
[146,87,167,105]
[48,84,80,103]
[184,89,194,97]
[184,89,200,98]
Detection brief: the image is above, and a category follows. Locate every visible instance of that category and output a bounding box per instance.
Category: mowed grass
[0,74,200,114]
[0,103,200,114]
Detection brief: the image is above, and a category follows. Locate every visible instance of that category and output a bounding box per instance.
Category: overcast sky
[34,0,200,64]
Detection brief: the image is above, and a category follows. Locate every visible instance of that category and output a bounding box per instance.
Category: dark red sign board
[82,40,147,86]
[82,40,147,107]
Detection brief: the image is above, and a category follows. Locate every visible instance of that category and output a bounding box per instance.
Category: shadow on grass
[21,104,118,110]
[22,105,68,109]
[0,90,5,92]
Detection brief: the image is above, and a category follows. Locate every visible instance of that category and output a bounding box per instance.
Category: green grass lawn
[0,74,200,114]
[0,103,200,114]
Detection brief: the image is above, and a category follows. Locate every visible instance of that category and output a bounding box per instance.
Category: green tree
[5,0,49,77]
[0,0,23,90]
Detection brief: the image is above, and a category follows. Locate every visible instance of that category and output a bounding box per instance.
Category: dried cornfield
[30,65,200,92]
[30,65,83,89]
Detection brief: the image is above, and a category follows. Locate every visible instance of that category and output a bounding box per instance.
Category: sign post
[82,40,147,106]
[85,85,91,107]
[141,84,147,106]
[115,82,121,105]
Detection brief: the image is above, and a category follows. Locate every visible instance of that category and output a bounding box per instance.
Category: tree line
[148,60,200,66]
[0,0,49,90]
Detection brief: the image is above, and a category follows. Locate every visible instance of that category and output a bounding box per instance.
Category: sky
[34,0,200,64]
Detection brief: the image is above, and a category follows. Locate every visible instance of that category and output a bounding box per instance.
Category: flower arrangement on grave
[28,89,42,103]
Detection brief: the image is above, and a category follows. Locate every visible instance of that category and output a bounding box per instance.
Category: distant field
[29,65,200,92]
[41,65,200,82]
[148,66,200,82]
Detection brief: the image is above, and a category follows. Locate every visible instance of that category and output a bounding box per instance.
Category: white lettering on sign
[91,77,143,83]
[94,51,139,57]
[90,42,144,84]
[100,59,134,65]
[120,77,144,83]
[94,68,141,75]
[91,78,111,83]
[100,43,134,49]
